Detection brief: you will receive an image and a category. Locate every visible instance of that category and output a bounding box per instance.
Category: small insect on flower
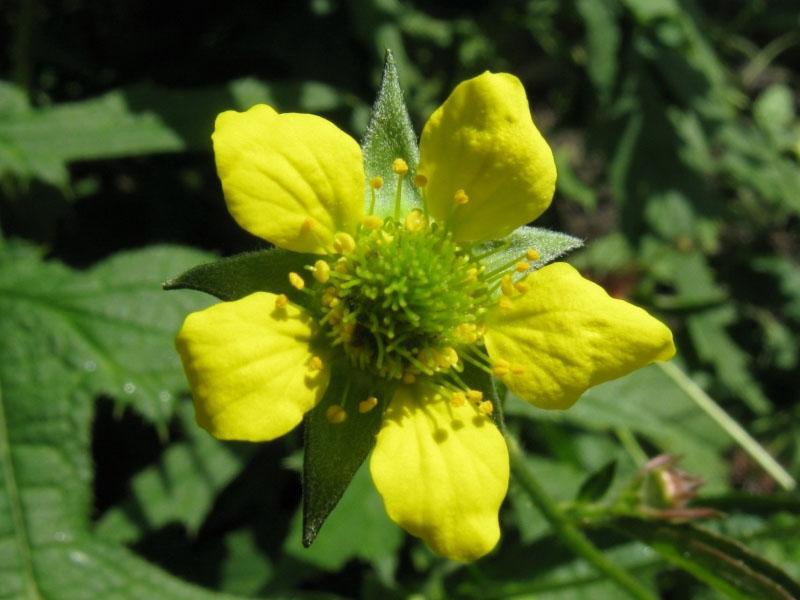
[173,66,675,562]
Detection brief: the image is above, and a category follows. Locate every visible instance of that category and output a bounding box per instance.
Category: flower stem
[657,361,796,491]
[507,434,656,600]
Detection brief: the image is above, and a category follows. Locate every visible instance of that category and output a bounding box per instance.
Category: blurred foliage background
[1,1,800,598]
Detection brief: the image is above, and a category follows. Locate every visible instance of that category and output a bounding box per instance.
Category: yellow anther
[417,348,436,370]
[313,260,330,283]
[392,158,409,175]
[450,392,466,407]
[500,274,516,297]
[414,173,428,187]
[288,272,305,290]
[515,261,530,273]
[498,296,513,311]
[359,396,379,413]
[453,189,469,205]
[326,405,347,424]
[362,215,383,230]
[301,217,317,232]
[274,294,289,309]
[402,372,417,384]
[478,400,494,416]
[370,176,384,189]
[404,209,426,232]
[309,356,324,371]
[492,359,510,377]
[512,363,526,375]
[444,347,459,366]
[526,248,541,261]
[514,281,530,294]
[333,231,356,254]
[464,267,479,283]
[467,389,483,403]
[454,322,479,344]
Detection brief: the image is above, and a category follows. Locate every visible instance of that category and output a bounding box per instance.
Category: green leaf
[361,49,422,218]
[301,363,393,547]
[475,226,584,279]
[505,365,731,490]
[0,243,213,424]
[163,248,316,308]
[0,78,366,188]
[0,246,257,600]
[95,402,251,544]
[576,0,621,101]
[286,463,403,573]
[613,517,800,600]
[576,460,618,503]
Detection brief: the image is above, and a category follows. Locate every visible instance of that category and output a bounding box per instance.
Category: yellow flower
[175,72,675,561]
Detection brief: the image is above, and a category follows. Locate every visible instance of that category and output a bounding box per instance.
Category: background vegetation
[1,1,799,598]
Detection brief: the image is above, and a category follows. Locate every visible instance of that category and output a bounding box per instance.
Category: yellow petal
[176,292,329,441]
[213,105,364,253]
[418,72,556,242]
[484,262,675,409]
[370,386,509,561]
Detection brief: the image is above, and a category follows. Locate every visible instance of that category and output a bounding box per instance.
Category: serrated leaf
[613,517,800,600]
[302,363,393,547]
[0,244,213,424]
[361,49,422,218]
[163,248,316,308]
[475,226,584,280]
[0,246,258,600]
[576,460,618,503]
[287,464,403,573]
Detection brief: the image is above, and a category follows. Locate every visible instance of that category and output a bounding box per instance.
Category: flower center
[315,217,489,382]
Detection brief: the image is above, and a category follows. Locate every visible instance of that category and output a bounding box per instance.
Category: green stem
[507,434,656,600]
[657,362,796,491]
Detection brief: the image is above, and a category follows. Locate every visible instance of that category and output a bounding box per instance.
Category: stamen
[453,189,469,205]
[309,356,324,371]
[450,392,466,407]
[404,209,426,232]
[413,173,427,188]
[500,274,516,297]
[392,158,408,220]
[526,248,541,261]
[288,272,305,290]
[313,260,331,283]
[464,267,479,283]
[514,281,530,294]
[515,261,529,273]
[274,294,289,309]
[492,359,510,377]
[326,405,347,424]
[478,400,494,416]
[402,372,416,384]
[362,215,383,230]
[511,363,525,375]
[392,158,408,175]
[359,396,379,413]
[333,232,356,254]
[370,176,384,189]
[467,389,483,403]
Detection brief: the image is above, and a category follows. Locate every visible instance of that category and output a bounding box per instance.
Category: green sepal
[361,49,422,218]
[476,226,584,279]
[162,248,316,308]
[302,362,394,547]
[575,459,618,503]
